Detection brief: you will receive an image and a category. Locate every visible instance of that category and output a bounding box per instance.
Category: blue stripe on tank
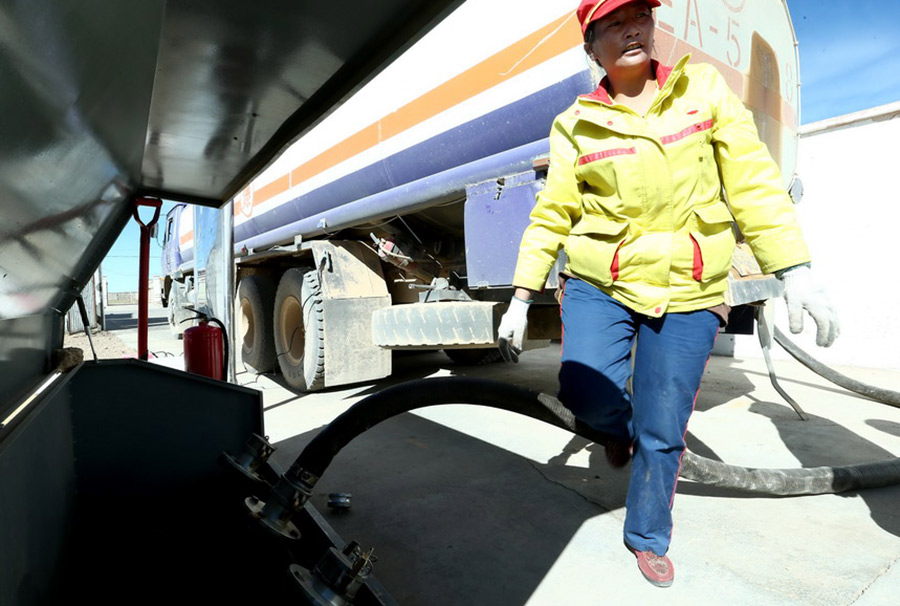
[235,70,595,246]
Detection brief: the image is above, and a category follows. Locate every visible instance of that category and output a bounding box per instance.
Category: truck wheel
[443,348,502,366]
[274,269,326,392]
[236,275,276,373]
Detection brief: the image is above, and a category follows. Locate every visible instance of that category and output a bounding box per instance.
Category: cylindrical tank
[184,321,224,381]
[167,0,802,263]
[226,0,801,248]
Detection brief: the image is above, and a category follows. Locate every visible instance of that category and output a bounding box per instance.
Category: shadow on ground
[675,393,900,541]
[104,312,168,330]
[253,348,900,603]
[753,399,900,540]
[271,413,618,606]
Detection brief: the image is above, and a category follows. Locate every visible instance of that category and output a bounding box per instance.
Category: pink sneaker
[604,439,632,468]
[626,544,674,587]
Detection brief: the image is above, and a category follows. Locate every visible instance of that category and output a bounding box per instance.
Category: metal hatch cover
[0,0,463,409]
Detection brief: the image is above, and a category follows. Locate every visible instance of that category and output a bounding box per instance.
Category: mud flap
[305,241,391,387]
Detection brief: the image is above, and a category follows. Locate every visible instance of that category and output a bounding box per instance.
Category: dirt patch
[64,330,138,360]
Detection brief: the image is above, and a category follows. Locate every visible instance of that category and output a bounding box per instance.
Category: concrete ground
[245,347,900,606]
[100,309,900,604]
[105,302,185,360]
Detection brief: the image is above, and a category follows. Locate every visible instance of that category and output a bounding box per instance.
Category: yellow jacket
[512,55,810,316]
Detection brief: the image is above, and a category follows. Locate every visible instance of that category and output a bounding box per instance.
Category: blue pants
[559,278,719,555]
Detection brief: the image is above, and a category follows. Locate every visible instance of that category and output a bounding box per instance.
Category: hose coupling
[222,433,275,484]
[246,472,315,540]
[290,541,377,605]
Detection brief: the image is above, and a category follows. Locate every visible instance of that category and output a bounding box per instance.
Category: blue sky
[100,1,900,293]
[103,201,176,294]
[788,0,900,123]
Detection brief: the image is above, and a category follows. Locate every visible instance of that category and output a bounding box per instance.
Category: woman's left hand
[497,296,531,363]
[780,265,840,347]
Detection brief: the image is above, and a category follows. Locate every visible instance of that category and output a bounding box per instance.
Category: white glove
[497,296,530,363]
[781,265,840,347]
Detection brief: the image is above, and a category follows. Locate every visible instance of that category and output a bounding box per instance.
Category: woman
[497,0,839,588]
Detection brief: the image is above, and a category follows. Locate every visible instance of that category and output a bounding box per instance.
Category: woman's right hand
[497,294,532,363]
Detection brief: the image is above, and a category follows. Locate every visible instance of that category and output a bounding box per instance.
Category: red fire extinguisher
[184,311,228,381]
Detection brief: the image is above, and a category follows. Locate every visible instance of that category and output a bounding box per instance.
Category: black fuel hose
[288,377,610,482]
[774,327,900,408]
[286,376,900,497]
[678,452,900,495]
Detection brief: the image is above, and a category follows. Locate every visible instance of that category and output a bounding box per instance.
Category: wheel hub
[280,295,305,365]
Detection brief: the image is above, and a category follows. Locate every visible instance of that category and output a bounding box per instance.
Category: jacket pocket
[689,203,736,283]
[565,214,628,286]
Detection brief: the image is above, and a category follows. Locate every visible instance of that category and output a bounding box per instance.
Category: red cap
[576,0,661,35]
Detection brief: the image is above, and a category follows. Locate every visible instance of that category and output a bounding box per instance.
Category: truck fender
[275,240,391,389]
[305,240,390,300]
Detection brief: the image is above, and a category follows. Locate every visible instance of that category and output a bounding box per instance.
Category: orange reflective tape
[660,120,714,145]
[578,147,637,165]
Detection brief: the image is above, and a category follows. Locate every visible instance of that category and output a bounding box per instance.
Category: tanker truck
[161,0,803,392]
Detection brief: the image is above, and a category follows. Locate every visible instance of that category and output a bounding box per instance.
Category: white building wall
[731,104,900,370]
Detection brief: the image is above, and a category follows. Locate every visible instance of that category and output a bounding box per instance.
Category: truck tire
[236,275,276,373]
[443,348,502,365]
[274,268,325,392]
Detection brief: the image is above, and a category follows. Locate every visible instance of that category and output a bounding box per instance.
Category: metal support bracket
[75,294,98,362]
[756,302,807,421]
[221,433,276,484]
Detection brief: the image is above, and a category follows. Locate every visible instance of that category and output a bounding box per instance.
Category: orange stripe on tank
[255,175,290,204]
[655,29,797,130]
[247,12,582,209]
[243,16,793,213]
